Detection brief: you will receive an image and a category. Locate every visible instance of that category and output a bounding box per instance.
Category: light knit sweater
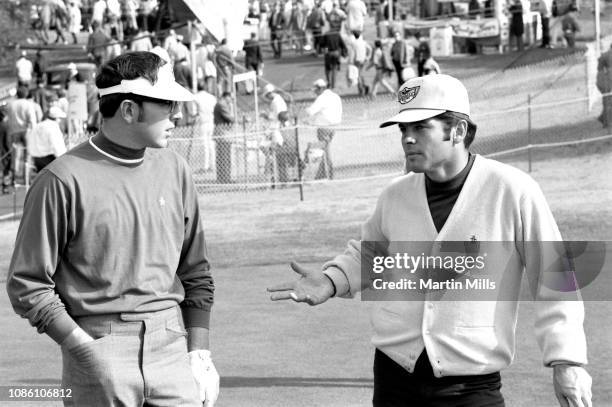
[323,155,587,377]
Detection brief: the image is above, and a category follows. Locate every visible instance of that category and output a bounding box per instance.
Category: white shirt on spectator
[306,89,342,126]
[193,90,217,126]
[106,0,122,19]
[92,0,107,24]
[16,58,33,83]
[69,4,82,34]
[131,32,153,52]
[349,36,371,64]
[346,0,368,32]
[269,93,288,121]
[27,119,67,158]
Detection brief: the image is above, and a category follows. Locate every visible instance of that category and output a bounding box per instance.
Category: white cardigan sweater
[323,155,587,377]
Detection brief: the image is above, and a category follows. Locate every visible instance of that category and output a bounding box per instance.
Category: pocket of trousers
[66,334,114,372]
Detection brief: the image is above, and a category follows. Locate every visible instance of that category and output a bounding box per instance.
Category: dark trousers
[312,29,323,55]
[215,139,232,183]
[373,349,505,407]
[541,17,550,47]
[393,60,404,88]
[270,31,283,57]
[324,52,340,89]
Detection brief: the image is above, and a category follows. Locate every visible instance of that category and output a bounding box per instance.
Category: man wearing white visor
[269,74,592,406]
[7,52,219,406]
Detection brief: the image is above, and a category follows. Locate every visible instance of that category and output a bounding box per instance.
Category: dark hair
[436,111,477,148]
[16,85,29,99]
[374,39,382,48]
[96,52,167,118]
[221,91,232,98]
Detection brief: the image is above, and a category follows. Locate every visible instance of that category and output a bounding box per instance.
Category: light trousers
[62,306,200,407]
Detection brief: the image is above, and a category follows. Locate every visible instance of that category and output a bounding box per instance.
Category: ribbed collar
[89,132,146,165]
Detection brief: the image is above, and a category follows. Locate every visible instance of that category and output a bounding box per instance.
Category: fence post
[527,94,532,173]
[585,53,591,114]
[294,116,304,201]
[242,116,248,189]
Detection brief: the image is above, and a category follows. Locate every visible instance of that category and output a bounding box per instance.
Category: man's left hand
[553,365,592,407]
[188,350,219,407]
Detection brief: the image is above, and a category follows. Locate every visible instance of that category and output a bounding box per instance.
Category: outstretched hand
[267,262,335,306]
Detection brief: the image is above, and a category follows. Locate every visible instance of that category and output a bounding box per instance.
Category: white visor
[97,62,193,102]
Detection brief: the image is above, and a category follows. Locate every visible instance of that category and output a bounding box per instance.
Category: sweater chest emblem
[158,197,166,207]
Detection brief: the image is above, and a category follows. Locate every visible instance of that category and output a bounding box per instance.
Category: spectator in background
[124,0,140,34]
[106,15,125,61]
[243,32,264,78]
[508,0,524,52]
[87,21,111,66]
[347,31,372,95]
[288,2,307,53]
[91,0,107,29]
[195,41,217,95]
[539,0,553,48]
[391,30,411,88]
[15,51,33,88]
[346,0,367,38]
[305,79,342,180]
[68,1,82,44]
[415,31,432,76]
[307,1,326,56]
[326,1,347,33]
[30,79,50,116]
[216,39,235,95]
[269,1,286,58]
[276,110,297,184]
[261,84,288,128]
[596,43,612,130]
[193,82,217,172]
[52,0,69,44]
[130,27,153,52]
[213,92,235,183]
[26,106,67,172]
[422,55,441,75]
[561,6,580,48]
[367,39,395,99]
[37,0,53,44]
[33,50,48,84]
[151,36,171,63]
[6,86,38,186]
[321,29,347,89]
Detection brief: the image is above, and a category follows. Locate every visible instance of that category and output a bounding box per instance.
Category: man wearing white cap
[7,52,219,407]
[27,105,67,172]
[269,74,592,406]
[305,78,342,179]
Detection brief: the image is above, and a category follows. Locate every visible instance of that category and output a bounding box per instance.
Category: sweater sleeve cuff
[323,266,350,297]
[181,306,211,329]
[45,312,80,345]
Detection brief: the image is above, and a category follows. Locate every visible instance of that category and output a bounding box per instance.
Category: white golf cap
[312,78,327,89]
[97,61,193,102]
[263,83,275,96]
[380,74,470,128]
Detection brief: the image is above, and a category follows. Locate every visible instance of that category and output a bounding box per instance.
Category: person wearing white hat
[269,74,592,407]
[7,52,219,407]
[304,78,342,179]
[26,105,67,172]
[15,50,33,88]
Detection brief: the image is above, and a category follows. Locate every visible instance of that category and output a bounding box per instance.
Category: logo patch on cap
[398,86,420,104]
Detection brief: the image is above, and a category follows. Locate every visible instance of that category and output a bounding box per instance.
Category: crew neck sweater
[7,135,214,344]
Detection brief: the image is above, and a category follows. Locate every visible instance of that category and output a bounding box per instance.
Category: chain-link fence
[6,45,610,202]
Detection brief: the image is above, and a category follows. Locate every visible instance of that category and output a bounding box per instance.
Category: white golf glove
[188,349,219,406]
